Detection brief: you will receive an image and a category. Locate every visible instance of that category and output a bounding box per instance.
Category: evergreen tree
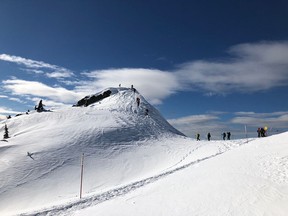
[3,124,9,139]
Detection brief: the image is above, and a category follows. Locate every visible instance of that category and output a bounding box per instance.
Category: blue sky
[1,0,288,139]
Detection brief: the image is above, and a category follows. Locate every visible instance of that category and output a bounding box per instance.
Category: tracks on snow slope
[21,139,252,216]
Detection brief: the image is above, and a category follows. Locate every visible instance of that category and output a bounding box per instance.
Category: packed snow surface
[0,87,288,216]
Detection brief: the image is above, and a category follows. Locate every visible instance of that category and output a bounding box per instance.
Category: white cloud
[9,97,25,103]
[176,41,288,93]
[168,114,219,125]
[0,107,18,114]
[1,91,26,104]
[0,54,57,69]
[0,54,74,79]
[21,68,45,74]
[235,111,288,118]
[231,111,288,129]
[0,106,24,120]
[46,70,74,78]
[2,79,82,104]
[80,68,179,105]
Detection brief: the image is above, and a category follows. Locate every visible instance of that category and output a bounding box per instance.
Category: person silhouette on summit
[227,132,231,140]
[196,133,200,141]
[222,132,226,140]
[207,132,211,141]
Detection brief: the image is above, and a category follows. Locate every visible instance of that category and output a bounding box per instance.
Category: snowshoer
[260,128,265,137]
[196,133,200,141]
[207,132,211,141]
[257,128,261,137]
[227,132,231,140]
[136,97,140,107]
[222,132,226,140]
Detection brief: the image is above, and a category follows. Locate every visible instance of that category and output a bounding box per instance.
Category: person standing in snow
[222,132,226,140]
[136,97,140,107]
[131,84,136,92]
[227,132,231,140]
[196,133,200,141]
[260,128,265,137]
[257,128,261,137]
[207,132,211,141]
[264,126,268,137]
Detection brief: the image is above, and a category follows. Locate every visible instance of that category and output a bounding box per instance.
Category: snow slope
[0,87,186,215]
[72,133,288,216]
[0,87,288,216]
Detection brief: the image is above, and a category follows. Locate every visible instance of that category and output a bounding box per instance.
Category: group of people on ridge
[196,131,231,141]
[222,132,231,140]
[130,85,149,116]
[257,127,268,137]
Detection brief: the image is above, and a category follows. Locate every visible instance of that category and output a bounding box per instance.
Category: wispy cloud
[2,79,82,104]
[46,71,74,78]
[231,111,288,128]
[168,114,219,125]
[9,97,25,103]
[0,54,58,69]
[176,41,288,93]
[0,54,74,79]
[0,93,25,103]
[0,106,21,120]
[0,106,20,114]
[21,68,45,75]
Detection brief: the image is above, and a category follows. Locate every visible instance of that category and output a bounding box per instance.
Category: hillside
[0,87,186,215]
[73,132,288,216]
[0,87,288,216]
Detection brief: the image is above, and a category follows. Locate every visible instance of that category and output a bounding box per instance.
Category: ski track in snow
[21,139,249,216]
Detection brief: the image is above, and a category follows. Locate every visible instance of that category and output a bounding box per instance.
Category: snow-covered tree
[3,124,9,139]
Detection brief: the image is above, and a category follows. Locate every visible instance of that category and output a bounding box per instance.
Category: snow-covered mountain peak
[0,86,185,215]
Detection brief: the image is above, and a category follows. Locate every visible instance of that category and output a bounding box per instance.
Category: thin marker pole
[80,153,84,199]
[245,125,248,143]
